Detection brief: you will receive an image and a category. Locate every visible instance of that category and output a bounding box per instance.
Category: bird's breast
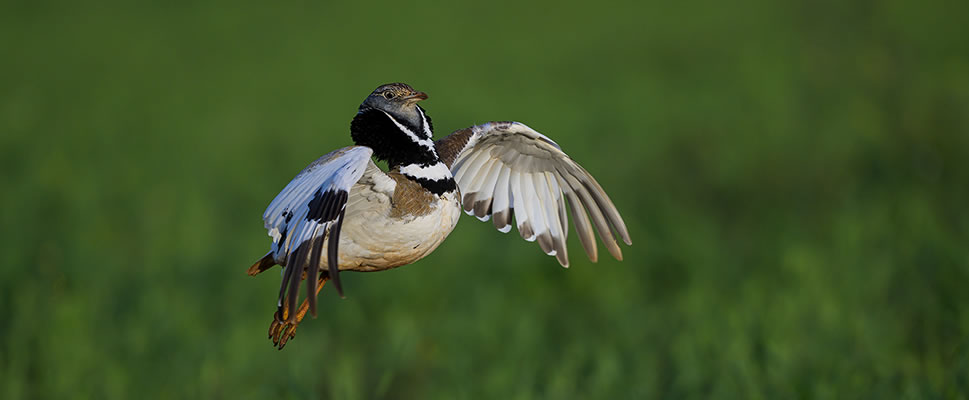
[335,183,461,272]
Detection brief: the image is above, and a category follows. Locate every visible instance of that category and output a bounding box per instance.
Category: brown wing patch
[434,127,475,168]
[388,171,437,218]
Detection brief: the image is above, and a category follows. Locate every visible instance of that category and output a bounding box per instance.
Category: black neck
[350,108,439,168]
[350,107,457,195]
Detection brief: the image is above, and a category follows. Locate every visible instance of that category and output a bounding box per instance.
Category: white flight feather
[523,173,548,239]
[457,151,493,189]
[474,161,503,211]
[464,158,497,204]
[453,149,489,187]
[492,167,512,232]
[533,172,561,254]
[509,172,531,240]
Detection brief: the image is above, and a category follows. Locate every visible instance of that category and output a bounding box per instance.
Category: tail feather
[248,252,277,276]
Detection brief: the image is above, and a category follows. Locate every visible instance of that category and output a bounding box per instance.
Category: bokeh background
[2,0,968,398]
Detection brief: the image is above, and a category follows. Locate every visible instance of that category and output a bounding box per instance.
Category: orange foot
[269,274,328,349]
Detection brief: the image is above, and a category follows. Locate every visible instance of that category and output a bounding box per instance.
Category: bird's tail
[247,252,276,276]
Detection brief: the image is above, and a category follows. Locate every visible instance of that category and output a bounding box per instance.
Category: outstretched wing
[435,121,631,267]
[263,145,372,320]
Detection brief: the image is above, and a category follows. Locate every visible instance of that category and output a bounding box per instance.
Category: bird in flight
[248,83,631,349]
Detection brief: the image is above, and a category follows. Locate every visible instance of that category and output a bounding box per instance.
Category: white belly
[336,190,461,271]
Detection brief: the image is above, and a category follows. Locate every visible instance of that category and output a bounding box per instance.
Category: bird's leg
[269,272,328,349]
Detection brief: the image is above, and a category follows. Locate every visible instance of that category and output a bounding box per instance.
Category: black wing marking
[262,146,372,321]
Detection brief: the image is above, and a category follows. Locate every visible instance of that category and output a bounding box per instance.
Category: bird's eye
[383,92,396,99]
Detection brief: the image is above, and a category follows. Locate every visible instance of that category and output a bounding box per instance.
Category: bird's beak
[405,91,428,103]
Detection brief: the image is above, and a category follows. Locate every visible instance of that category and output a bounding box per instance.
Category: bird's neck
[350,107,456,195]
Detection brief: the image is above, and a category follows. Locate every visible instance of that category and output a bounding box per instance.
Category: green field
[2,0,968,398]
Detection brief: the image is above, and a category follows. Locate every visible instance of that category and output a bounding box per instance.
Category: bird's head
[351,83,437,167]
[359,83,428,128]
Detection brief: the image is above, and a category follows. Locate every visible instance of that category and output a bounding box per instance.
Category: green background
[2,0,968,398]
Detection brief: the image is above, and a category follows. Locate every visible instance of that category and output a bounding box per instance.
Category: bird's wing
[435,121,631,267]
[262,145,373,320]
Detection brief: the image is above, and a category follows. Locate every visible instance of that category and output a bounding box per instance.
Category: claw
[277,327,296,349]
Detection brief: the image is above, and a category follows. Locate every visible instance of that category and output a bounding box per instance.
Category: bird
[247,83,631,349]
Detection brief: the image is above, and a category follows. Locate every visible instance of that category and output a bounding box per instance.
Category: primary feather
[435,121,631,266]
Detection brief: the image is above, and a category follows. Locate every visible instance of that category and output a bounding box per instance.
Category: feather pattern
[435,121,631,267]
[262,146,372,320]
[472,160,502,220]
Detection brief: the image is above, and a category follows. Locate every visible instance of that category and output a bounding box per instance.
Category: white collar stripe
[381,111,437,154]
[416,106,433,138]
[400,162,452,181]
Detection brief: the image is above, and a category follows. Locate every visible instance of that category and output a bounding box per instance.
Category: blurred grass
[2,0,969,398]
